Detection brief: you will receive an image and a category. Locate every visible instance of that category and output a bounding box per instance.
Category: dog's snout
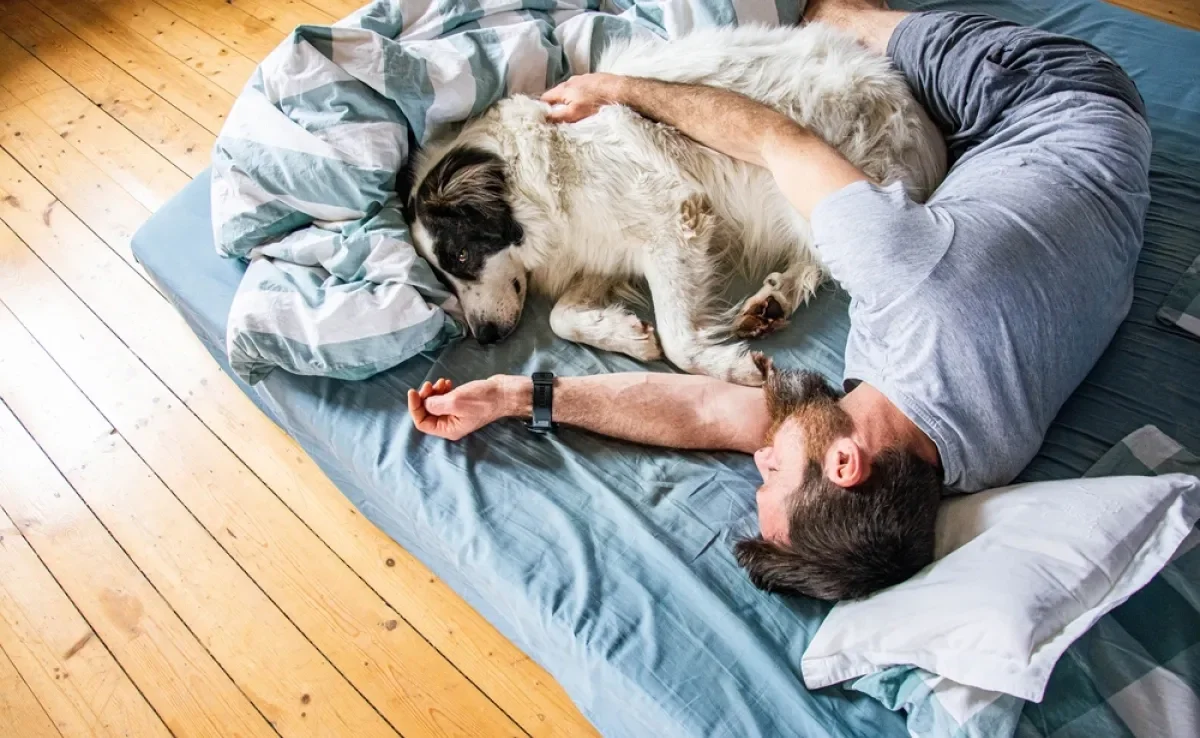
[476,322,501,345]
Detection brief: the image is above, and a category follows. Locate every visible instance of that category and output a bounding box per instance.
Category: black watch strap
[528,372,555,434]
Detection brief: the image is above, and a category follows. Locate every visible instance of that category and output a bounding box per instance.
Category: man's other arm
[542,74,869,218]
[408,373,769,454]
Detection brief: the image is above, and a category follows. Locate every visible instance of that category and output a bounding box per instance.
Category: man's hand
[407,377,515,441]
[541,73,625,123]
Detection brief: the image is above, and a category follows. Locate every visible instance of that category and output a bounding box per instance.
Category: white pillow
[801,473,1200,701]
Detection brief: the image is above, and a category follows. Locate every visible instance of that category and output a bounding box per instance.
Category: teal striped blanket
[211,0,802,383]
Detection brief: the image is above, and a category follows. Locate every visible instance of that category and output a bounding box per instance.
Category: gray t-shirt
[809,13,1152,492]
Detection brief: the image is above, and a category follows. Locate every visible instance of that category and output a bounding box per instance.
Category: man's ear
[825,437,867,488]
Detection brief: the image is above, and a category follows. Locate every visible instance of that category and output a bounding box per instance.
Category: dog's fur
[409,23,946,385]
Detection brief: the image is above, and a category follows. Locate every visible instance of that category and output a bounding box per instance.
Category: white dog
[409,23,945,385]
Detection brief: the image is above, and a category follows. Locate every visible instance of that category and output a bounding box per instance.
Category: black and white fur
[409,23,945,385]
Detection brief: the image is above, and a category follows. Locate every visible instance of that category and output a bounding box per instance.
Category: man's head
[736,368,943,600]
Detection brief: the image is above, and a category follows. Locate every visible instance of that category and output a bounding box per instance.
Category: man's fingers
[425,393,453,415]
[540,85,568,104]
[409,389,439,435]
[547,105,589,124]
[406,389,425,422]
[418,380,433,399]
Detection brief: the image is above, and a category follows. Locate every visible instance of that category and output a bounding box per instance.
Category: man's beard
[764,368,853,464]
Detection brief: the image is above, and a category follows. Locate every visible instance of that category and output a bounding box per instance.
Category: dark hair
[734,448,942,601]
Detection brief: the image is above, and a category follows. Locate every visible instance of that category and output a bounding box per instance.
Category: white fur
[412,23,946,385]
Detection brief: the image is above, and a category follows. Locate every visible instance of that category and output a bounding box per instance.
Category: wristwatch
[527,371,556,434]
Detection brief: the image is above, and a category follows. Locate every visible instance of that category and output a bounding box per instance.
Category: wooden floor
[0,1,1195,737]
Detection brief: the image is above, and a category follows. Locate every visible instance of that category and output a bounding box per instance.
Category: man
[407,0,1152,600]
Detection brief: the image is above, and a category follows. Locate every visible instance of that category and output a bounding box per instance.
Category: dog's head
[409,144,528,344]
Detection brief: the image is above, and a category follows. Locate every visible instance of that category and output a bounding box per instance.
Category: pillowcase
[800,473,1200,702]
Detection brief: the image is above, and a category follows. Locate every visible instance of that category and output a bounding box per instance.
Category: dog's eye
[456,248,468,264]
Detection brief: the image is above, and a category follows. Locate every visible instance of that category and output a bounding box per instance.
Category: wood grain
[0,103,152,269]
[75,0,258,94]
[0,2,214,177]
[0,501,172,738]
[0,370,277,738]
[226,0,337,33]
[28,0,235,134]
[23,87,192,212]
[0,107,599,738]
[153,0,291,60]
[0,226,403,738]
[0,31,66,104]
[0,170,524,738]
[1107,0,1200,28]
[0,640,62,738]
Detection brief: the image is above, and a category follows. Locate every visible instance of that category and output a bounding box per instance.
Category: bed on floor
[133,1,1200,735]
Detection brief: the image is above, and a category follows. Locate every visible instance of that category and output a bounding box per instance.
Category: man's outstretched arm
[541,74,868,218]
[408,373,769,454]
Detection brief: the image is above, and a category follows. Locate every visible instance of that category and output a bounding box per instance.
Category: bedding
[803,468,1200,700]
[135,1,1200,736]
[851,429,1200,738]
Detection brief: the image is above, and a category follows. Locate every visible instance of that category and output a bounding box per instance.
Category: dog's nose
[476,322,501,345]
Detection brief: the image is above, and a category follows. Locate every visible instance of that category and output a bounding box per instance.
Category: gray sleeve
[809,180,953,313]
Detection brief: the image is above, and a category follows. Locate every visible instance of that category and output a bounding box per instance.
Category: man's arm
[541,74,868,218]
[407,373,769,454]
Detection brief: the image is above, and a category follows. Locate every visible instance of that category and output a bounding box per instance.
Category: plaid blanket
[854,425,1200,738]
[1159,254,1200,340]
[210,0,802,383]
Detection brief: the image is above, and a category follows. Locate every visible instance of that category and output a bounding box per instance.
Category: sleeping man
[407,0,1152,600]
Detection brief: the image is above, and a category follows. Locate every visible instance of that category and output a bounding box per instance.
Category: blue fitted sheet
[133,1,1200,736]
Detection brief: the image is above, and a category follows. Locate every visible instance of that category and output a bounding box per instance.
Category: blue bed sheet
[133,1,1200,736]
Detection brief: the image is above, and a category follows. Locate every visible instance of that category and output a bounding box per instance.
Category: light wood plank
[1107,0,1200,29]
[226,0,336,34]
[0,390,277,738]
[0,502,172,738]
[0,31,67,103]
[299,0,364,20]
[29,0,234,135]
[0,86,19,113]
[0,4,213,177]
[0,132,598,738]
[153,0,290,60]
[0,188,523,738]
[76,0,257,94]
[0,644,62,738]
[0,104,151,269]
[0,229,401,738]
[23,87,191,213]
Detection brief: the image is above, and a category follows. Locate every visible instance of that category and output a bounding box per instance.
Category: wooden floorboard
[0,385,277,738]
[0,1,215,177]
[3,1,1192,737]
[1107,0,1200,28]
[75,0,258,94]
[0,138,586,738]
[0,626,65,738]
[28,0,235,135]
[0,210,523,736]
[0,494,174,738]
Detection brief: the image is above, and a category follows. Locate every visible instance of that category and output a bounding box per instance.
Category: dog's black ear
[416,146,509,217]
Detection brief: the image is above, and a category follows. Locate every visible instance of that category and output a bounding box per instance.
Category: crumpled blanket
[211,0,803,383]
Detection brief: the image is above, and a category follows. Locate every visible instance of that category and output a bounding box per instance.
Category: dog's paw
[675,343,766,386]
[724,349,768,387]
[733,278,790,339]
[613,315,664,362]
[678,193,715,241]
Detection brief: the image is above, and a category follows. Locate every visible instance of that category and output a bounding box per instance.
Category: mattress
[132,1,1200,736]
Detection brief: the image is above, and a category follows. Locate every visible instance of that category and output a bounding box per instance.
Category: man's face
[753,370,851,545]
